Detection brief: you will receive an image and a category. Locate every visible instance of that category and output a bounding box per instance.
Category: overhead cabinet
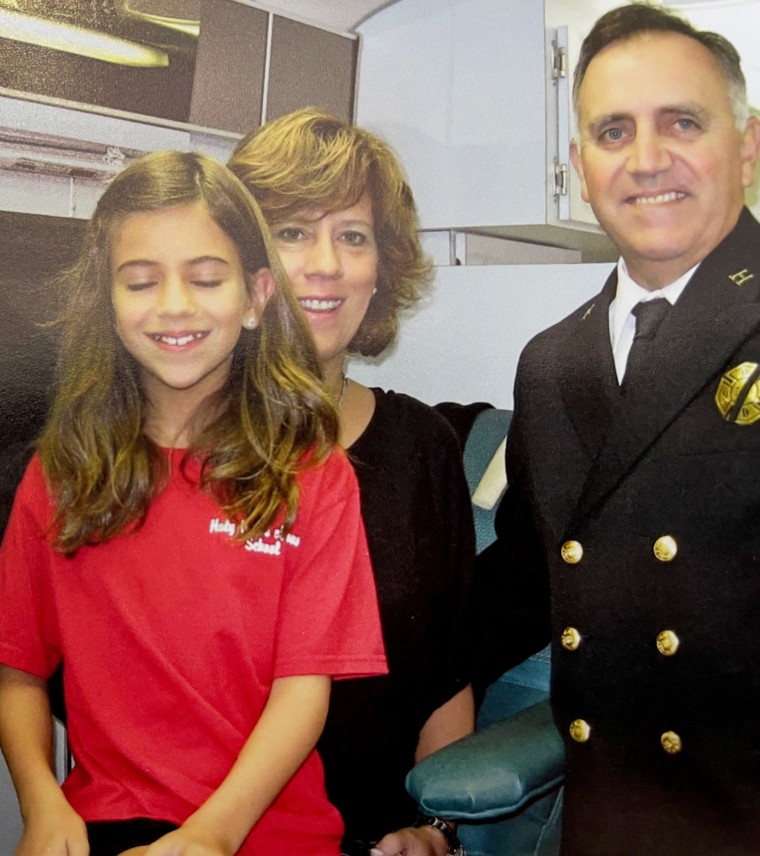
[357,0,548,231]
[190,1,357,133]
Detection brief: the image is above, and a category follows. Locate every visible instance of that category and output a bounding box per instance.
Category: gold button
[561,540,583,564]
[661,731,683,754]
[653,535,677,562]
[561,627,582,651]
[569,719,591,743]
[656,630,680,656]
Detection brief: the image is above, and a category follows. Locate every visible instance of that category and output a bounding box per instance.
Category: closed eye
[125,281,156,292]
[192,279,222,288]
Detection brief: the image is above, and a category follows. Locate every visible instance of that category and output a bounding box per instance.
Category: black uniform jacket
[492,208,760,855]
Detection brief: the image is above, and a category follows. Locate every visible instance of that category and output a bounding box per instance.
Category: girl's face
[111,200,272,407]
[271,194,378,375]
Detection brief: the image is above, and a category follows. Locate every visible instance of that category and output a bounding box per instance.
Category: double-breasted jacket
[499,209,760,855]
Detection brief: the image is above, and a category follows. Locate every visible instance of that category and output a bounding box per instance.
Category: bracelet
[412,815,465,856]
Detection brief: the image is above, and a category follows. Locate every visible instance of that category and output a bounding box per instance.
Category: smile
[631,191,687,205]
[299,298,343,312]
[150,332,207,346]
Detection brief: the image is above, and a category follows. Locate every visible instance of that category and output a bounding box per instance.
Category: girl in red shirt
[0,151,386,856]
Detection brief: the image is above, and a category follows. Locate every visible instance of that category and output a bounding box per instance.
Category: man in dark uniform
[481,4,760,853]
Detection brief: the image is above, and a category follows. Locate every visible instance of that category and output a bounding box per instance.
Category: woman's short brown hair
[229,108,432,357]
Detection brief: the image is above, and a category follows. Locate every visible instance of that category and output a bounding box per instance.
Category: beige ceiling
[253,0,398,32]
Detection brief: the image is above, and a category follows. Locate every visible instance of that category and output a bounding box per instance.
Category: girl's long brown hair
[39,150,338,554]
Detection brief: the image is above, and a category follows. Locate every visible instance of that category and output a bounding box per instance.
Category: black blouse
[317,389,475,845]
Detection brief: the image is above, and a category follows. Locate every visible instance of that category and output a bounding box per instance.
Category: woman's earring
[372,287,378,295]
[245,315,257,329]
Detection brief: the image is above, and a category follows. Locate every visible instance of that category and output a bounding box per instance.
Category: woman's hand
[370,824,451,856]
[136,821,235,856]
[16,803,88,856]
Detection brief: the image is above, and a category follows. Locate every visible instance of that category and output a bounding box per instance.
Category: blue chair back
[460,408,561,856]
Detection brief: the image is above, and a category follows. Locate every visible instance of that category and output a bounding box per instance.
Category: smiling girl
[0,151,386,856]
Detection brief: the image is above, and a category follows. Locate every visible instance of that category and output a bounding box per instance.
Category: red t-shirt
[0,449,387,856]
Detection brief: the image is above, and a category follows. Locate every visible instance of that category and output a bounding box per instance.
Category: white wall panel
[348,262,609,409]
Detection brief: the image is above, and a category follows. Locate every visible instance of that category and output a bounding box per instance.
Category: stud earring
[372,287,378,295]
[245,316,257,329]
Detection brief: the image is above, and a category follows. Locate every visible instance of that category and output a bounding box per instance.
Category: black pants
[86,819,179,856]
[88,820,373,856]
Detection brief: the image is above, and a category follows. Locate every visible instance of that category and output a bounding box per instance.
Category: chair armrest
[406,700,565,821]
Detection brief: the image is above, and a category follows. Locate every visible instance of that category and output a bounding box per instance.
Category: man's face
[571,31,760,290]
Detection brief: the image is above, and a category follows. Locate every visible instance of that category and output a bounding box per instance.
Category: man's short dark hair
[573,2,748,128]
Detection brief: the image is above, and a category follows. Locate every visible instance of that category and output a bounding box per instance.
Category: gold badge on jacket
[715,362,760,425]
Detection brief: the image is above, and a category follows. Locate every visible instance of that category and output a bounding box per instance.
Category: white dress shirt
[608,258,697,384]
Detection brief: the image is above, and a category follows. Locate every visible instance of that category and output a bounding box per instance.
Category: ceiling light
[0,7,169,67]
[126,11,199,38]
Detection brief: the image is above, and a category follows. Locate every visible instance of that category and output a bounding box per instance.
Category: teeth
[152,332,205,346]
[299,298,342,312]
[634,191,686,205]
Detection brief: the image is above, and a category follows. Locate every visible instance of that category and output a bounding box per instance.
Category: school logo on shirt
[209,518,237,537]
[208,518,301,555]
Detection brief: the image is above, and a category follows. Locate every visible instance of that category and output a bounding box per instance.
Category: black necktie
[623,298,671,387]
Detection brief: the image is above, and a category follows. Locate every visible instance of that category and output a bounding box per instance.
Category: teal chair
[408,408,564,856]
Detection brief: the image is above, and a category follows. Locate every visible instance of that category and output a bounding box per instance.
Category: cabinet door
[548,0,619,229]
[189,0,268,134]
[266,16,357,123]
[356,0,547,230]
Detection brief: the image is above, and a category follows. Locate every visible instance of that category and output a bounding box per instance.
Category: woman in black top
[229,109,475,856]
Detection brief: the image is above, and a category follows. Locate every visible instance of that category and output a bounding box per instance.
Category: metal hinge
[553,157,568,197]
[551,41,567,79]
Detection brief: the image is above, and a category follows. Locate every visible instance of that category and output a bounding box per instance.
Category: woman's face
[271,194,379,374]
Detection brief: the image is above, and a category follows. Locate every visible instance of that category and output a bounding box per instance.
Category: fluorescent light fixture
[126,11,199,38]
[0,8,169,67]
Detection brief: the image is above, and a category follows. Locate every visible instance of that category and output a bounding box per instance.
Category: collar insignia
[728,269,755,287]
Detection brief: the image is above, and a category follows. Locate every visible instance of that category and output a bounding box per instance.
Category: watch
[412,815,465,856]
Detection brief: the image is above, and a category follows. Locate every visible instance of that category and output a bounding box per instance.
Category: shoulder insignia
[715,362,760,425]
[581,303,595,321]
